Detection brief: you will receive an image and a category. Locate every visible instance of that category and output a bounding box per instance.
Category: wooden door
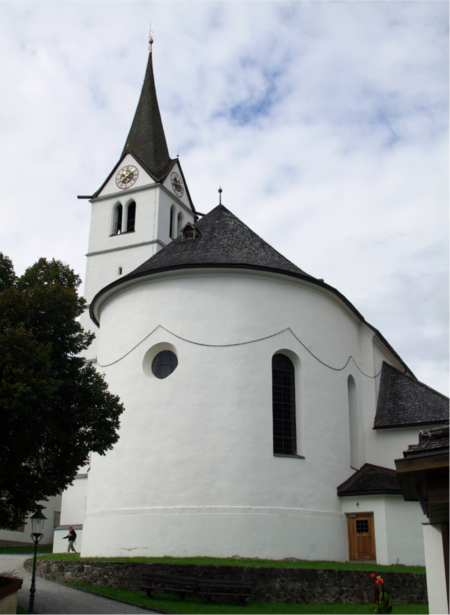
[347,513,376,561]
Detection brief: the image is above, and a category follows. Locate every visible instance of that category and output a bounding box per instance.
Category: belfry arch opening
[112,203,123,235]
[126,201,136,232]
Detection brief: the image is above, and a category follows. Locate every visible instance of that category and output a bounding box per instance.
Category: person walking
[63,526,78,553]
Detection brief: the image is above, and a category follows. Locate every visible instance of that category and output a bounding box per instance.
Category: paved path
[0,554,154,614]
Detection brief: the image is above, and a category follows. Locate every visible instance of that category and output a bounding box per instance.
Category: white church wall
[423,523,449,615]
[81,268,382,559]
[82,241,160,306]
[60,474,88,528]
[366,426,426,471]
[384,497,426,565]
[0,495,61,546]
[53,473,88,553]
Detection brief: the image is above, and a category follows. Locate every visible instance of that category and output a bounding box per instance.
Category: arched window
[126,201,136,233]
[113,203,123,235]
[169,206,175,239]
[272,354,297,455]
[348,375,360,469]
[177,212,183,236]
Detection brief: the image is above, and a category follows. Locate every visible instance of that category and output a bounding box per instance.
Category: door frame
[346,512,376,561]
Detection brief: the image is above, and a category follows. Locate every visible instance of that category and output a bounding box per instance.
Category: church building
[53,39,448,565]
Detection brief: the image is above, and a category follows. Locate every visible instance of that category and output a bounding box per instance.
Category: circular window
[151,350,178,379]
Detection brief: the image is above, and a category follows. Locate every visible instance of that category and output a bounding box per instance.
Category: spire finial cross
[218,187,223,205]
[149,24,154,53]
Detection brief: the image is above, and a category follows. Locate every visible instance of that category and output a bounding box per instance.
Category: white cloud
[0,0,447,394]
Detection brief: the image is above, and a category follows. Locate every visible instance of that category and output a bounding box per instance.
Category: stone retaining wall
[25,560,427,605]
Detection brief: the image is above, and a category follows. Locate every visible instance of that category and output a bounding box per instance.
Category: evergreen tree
[0,254,124,529]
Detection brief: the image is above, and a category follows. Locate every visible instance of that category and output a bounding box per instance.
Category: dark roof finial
[149,24,154,53]
[218,187,223,205]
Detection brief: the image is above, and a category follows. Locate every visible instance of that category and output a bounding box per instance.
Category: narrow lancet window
[113,204,123,235]
[169,206,175,239]
[348,375,360,469]
[177,212,183,236]
[272,354,297,455]
[127,201,136,232]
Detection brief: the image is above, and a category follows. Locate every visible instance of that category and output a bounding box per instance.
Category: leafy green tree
[0,254,124,530]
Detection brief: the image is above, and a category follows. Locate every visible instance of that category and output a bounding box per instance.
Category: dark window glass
[127,202,136,232]
[115,204,123,235]
[272,354,297,455]
[184,226,195,240]
[152,351,178,379]
[169,207,174,239]
[356,520,369,534]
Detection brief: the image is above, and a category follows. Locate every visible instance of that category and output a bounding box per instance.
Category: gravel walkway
[0,554,155,614]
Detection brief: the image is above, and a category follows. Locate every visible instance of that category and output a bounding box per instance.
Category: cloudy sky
[1,1,448,395]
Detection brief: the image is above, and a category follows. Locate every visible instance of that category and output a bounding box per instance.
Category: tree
[0,254,124,529]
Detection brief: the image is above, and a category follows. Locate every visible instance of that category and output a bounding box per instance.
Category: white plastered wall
[79,268,423,561]
[53,473,88,553]
[0,495,61,546]
[423,523,449,614]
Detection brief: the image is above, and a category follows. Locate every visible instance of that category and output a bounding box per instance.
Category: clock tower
[79,39,196,360]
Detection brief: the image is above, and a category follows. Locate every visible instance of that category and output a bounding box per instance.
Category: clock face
[116,165,139,189]
[171,172,184,197]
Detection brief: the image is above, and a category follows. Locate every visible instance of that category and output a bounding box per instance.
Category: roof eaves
[338,488,403,497]
[89,261,370,330]
[374,419,449,431]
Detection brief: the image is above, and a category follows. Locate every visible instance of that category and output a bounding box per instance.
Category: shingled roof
[120,49,171,180]
[337,464,402,496]
[130,205,313,278]
[403,424,449,458]
[374,362,449,429]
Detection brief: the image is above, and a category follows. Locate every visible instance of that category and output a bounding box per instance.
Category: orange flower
[376,575,384,585]
[371,573,376,578]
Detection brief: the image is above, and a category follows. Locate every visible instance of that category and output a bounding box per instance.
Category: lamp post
[28,505,47,614]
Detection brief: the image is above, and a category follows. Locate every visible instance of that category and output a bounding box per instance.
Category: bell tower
[79,36,196,359]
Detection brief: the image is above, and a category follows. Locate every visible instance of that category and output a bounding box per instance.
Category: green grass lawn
[66,582,429,614]
[0,544,52,554]
[35,554,425,575]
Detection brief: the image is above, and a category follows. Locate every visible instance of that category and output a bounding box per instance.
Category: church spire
[122,40,171,180]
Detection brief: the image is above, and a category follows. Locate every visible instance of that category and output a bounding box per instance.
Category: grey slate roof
[130,205,313,278]
[403,424,449,458]
[374,362,449,429]
[121,50,171,180]
[337,464,402,496]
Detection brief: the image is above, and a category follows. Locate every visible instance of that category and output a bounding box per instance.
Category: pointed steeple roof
[122,48,171,180]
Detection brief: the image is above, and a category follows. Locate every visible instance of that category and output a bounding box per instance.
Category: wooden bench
[198,579,254,605]
[139,572,198,601]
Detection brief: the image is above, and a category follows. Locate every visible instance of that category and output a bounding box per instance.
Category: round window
[151,350,178,379]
